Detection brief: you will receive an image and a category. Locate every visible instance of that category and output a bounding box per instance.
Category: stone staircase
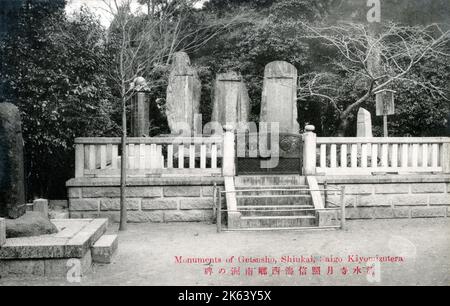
[234,175,318,230]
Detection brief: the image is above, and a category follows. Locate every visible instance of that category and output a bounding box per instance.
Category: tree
[298,22,450,135]
[0,1,117,199]
[103,0,244,230]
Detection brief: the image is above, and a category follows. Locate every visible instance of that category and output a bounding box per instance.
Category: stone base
[0,250,92,279]
[318,175,450,220]
[66,177,224,224]
[0,219,108,279]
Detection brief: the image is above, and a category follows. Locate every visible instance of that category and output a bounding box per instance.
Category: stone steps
[91,234,118,264]
[231,175,319,230]
[236,194,313,206]
[238,205,315,217]
[235,175,306,187]
[239,215,317,228]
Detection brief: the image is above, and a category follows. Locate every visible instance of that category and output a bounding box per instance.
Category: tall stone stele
[166,52,201,136]
[260,61,299,134]
[130,77,151,137]
[0,103,26,219]
[212,71,250,128]
[356,107,373,137]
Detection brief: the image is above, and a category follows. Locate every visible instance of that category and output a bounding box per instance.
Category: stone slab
[91,234,118,264]
[0,219,107,259]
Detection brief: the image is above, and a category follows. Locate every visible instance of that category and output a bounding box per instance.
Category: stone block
[428,194,450,205]
[98,212,120,223]
[142,198,178,210]
[70,199,99,211]
[393,207,411,219]
[126,187,162,197]
[327,195,356,207]
[201,186,217,197]
[390,194,428,206]
[357,195,391,207]
[82,187,121,198]
[44,250,92,278]
[374,184,409,194]
[100,198,140,211]
[164,210,213,222]
[343,184,374,195]
[0,218,6,246]
[163,186,201,197]
[49,200,68,209]
[180,198,213,210]
[413,207,446,218]
[0,259,45,277]
[410,183,446,194]
[70,211,100,219]
[411,207,446,218]
[373,207,394,219]
[316,210,338,227]
[68,188,82,198]
[91,235,118,264]
[33,199,49,217]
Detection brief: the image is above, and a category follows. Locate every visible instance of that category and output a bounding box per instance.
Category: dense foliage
[0,1,118,199]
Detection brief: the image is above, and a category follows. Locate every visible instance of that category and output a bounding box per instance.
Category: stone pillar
[303,125,317,175]
[130,92,150,137]
[0,218,5,246]
[356,108,373,137]
[0,103,26,219]
[166,52,201,136]
[33,199,49,217]
[442,142,450,174]
[212,71,250,128]
[222,125,236,177]
[260,61,299,134]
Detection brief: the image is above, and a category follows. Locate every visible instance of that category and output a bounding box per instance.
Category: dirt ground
[1,218,449,286]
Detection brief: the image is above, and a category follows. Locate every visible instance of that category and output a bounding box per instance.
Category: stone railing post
[303,125,317,175]
[222,125,236,177]
[75,142,84,178]
[442,142,450,174]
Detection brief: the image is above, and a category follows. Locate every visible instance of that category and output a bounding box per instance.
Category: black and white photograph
[0,0,449,290]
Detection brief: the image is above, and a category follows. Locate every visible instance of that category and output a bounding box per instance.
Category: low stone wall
[317,175,450,220]
[66,177,224,223]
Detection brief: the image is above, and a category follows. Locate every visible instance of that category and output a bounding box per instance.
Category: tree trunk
[337,116,350,137]
[119,99,128,231]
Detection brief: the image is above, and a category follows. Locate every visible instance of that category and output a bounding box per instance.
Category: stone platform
[0,218,108,278]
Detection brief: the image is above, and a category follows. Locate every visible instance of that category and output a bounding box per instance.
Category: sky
[65,0,207,27]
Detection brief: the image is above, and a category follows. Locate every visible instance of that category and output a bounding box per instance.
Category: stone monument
[356,107,373,137]
[166,52,201,136]
[0,103,26,219]
[130,77,150,137]
[212,71,250,128]
[260,61,299,134]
